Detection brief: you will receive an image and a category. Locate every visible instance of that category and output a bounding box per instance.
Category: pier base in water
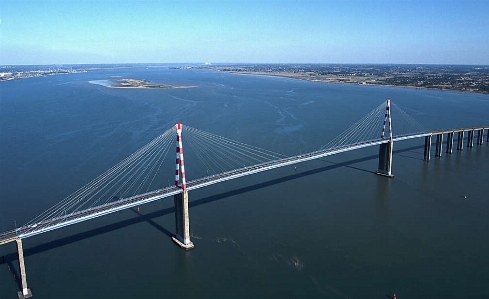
[477,129,484,145]
[435,134,443,157]
[446,132,454,154]
[171,236,194,249]
[423,135,432,161]
[16,239,32,299]
[18,289,33,299]
[375,171,394,178]
[173,191,194,249]
[376,142,394,178]
[457,131,464,151]
[467,130,474,148]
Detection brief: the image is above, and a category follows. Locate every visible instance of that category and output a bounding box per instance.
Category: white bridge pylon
[172,123,193,249]
[376,99,394,177]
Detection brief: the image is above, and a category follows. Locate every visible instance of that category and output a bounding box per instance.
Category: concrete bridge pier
[423,135,432,161]
[16,239,32,299]
[487,129,489,142]
[172,191,194,249]
[467,130,474,148]
[457,131,464,151]
[435,134,443,157]
[376,141,393,177]
[446,132,454,154]
[477,129,484,145]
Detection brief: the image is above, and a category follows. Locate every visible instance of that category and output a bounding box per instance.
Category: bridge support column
[376,141,393,177]
[172,191,194,249]
[477,129,484,145]
[423,135,431,161]
[467,130,474,148]
[16,239,32,299]
[487,129,489,143]
[457,131,464,150]
[435,134,443,157]
[446,132,454,154]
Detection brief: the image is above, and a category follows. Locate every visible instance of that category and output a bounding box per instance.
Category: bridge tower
[171,123,194,249]
[376,99,394,177]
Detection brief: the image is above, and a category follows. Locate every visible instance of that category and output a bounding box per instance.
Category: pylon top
[381,99,393,141]
[175,122,186,191]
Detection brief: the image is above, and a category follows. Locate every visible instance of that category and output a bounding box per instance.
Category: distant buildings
[201,64,489,94]
[0,66,86,81]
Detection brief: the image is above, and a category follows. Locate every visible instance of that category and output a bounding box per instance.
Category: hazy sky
[1,0,488,65]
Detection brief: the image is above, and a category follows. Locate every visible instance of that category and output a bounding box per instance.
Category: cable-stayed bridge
[1,99,487,299]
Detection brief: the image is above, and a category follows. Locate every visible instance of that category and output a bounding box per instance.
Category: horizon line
[2,62,489,67]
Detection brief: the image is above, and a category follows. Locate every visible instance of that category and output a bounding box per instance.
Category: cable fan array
[182,125,288,180]
[22,124,288,231]
[22,100,428,232]
[321,101,426,150]
[23,126,177,230]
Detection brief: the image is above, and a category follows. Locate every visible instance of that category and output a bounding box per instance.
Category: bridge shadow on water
[1,145,423,264]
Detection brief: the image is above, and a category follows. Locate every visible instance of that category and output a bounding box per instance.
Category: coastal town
[0,64,135,81]
[0,65,87,80]
[200,64,489,94]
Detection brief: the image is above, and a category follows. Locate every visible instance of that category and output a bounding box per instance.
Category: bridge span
[0,98,487,298]
[1,132,433,246]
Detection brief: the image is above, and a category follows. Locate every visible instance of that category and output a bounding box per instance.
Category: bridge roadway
[0,132,430,246]
[0,126,486,246]
[431,126,488,135]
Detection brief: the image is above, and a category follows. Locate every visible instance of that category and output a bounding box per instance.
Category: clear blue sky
[1,0,488,65]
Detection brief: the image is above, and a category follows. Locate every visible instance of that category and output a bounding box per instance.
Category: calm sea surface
[0,67,488,299]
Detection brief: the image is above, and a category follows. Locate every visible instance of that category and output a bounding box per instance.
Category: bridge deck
[0,126,486,244]
[431,126,488,134]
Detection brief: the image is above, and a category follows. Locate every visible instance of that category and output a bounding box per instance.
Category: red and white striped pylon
[175,123,187,191]
[381,98,393,141]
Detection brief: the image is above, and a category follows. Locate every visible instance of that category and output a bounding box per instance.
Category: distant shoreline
[229,71,453,93]
[3,64,488,94]
[227,71,488,94]
[192,64,489,95]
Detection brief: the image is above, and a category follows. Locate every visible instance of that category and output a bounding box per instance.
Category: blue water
[0,66,488,298]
